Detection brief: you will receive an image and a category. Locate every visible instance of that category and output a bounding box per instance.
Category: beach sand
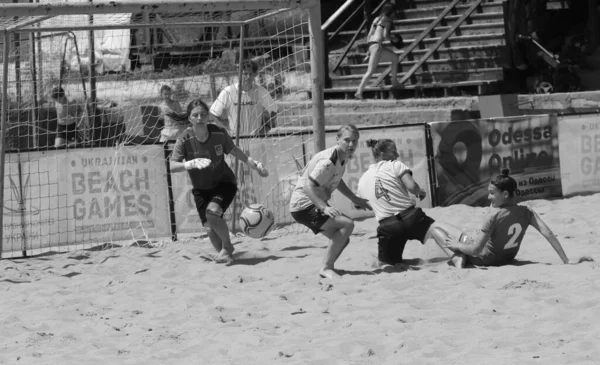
[1,194,599,365]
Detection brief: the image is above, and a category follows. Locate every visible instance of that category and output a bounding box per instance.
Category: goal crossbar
[0,0,319,20]
[8,8,293,33]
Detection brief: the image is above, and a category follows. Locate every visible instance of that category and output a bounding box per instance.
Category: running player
[170,98,269,264]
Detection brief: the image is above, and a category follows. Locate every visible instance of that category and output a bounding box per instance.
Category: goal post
[0,0,326,258]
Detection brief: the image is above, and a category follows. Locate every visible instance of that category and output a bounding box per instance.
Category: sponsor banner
[429,115,561,207]
[65,146,171,243]
[304,125,431,219]
[171,135,306,234]
[558,114,600,196]
[1,146,171,255]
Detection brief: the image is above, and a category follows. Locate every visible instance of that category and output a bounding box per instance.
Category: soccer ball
[239,204,275,239]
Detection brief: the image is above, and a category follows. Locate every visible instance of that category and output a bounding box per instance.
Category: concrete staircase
[325,0,508,99]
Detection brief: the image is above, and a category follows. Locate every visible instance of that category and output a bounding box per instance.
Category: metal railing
[373,0,485,86]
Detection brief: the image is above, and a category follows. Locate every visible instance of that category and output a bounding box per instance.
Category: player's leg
[319,214,355,279]
[55,137,66,148]
[355,43,383,99]
[375,217,408,268]
[205,183,238,264]
[192,189,222,254]
[419,219,468,268]
[55,126,66,147]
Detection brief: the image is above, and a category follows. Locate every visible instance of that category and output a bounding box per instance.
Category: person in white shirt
[50,86,82,148]
[289,124,371,279]
[209,59,277,137]
[357,138,464,268]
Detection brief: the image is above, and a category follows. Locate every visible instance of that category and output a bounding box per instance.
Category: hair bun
[501,168,510,177]
[365,139,378,148]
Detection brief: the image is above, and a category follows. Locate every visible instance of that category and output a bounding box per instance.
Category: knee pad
[205,207,223,218]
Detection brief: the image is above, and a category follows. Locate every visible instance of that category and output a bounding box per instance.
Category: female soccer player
[354,3,399,100]
[441,168,574,267]
[169,98,269,264]
[357,138,464,268]
[289,124,371,279]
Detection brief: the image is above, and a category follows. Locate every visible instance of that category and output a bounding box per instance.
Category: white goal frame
[0,0,326,257]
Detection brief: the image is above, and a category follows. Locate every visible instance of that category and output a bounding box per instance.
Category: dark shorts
[192,183,237,224]
[376,207,435,264]
[290,204,330,234]
[56,123,78,141]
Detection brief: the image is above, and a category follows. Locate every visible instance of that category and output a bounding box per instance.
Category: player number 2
[504,223,523,249]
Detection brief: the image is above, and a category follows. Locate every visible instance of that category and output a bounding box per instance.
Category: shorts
[56,123,78,141]
[376,207,435,264]
[192,183,237,224]
[290,204,330,234]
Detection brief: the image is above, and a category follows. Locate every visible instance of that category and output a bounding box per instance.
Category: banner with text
[303,125,431,219]
[558,114,600,196]
[1,146,171,256]
[429,115,561,207]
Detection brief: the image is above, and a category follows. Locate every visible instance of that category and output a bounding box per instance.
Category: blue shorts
[290,204,330,234]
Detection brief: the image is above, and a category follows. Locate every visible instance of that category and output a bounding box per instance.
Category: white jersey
[209,83,277,136]
[357,160,416,222]
[289,147,347,212]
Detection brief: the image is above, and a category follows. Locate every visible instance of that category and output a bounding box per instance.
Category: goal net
[0,0,324,257]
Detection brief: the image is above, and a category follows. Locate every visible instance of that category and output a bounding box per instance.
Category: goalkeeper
[169,98,269,264]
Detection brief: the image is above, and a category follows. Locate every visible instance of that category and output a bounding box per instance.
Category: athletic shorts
[376,207,434,264]
[192,183,237,224]
[290,204,330,234]
[56,123,77,141]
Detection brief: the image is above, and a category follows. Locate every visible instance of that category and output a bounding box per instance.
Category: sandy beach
[1,193,599,365]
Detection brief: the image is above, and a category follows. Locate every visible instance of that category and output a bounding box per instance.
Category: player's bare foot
[451,253,466,268]
[214,250,234,264]
[319,267,342,279]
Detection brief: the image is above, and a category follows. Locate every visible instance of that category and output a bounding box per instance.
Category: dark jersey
[171,124,236,190]
[472,205,534,266]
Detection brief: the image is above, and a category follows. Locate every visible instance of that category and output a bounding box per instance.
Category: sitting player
[441,168,575,267]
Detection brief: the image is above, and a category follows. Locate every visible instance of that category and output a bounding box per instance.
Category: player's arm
[228,145,269,177]
[209,91,230,130]
[383,18,393,41]
[400,171,427,200]
[337,179,371,210]
[529,209,569,264]
[169,139,188,173]
[301,160,337,216]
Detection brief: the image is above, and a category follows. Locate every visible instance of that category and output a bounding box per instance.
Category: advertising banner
[1,146,171,256]
[429,115,561,207]
[304,125,431,219]
[170,135,306,234]
[558,114,600,196]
